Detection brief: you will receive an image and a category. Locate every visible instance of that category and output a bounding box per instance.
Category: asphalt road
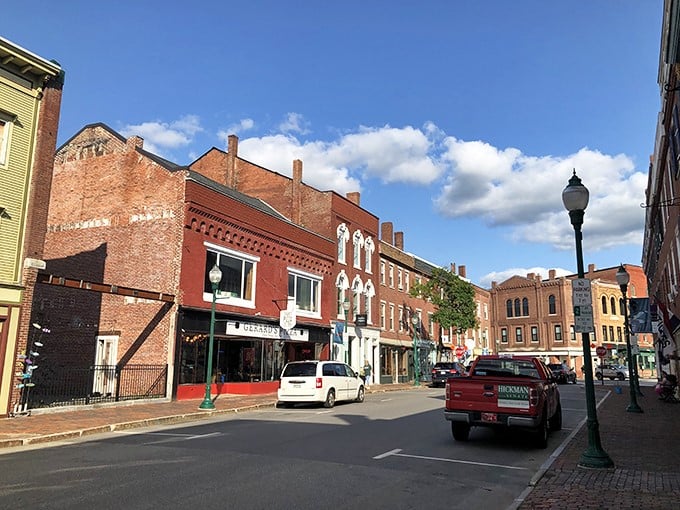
[0,386,592,510]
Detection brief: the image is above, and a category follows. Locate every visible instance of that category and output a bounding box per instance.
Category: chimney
[292,159,303,225]
[395,231,404,250]
[588,263,596,275]
[346,192,360,205]
[528,273,535,280]
[549,269,556,280]
[227,135,238,188]
[459,265,466,278]
[126,135,143,151]
[381,222,394,245]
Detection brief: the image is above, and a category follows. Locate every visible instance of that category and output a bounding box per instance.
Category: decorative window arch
[610,296,617,315]
[514,298,521,317]
[335,270,350,317]
[522,297,529,316]
[337,223,349,265]
[364,280,375,324]
[351,275,364,316]
[364,236,374,273]
[352,230,364,269]
[506,299,513,318]
[601,295,608,314]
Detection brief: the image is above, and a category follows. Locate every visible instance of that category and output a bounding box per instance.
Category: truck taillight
[445,381,450,399]
[316,377,323,388]
[529,387,539,407]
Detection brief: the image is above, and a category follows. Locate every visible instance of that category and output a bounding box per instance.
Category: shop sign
[226,321,309,341]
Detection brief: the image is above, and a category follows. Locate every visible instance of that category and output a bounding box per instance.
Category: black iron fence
[25,364,168,409]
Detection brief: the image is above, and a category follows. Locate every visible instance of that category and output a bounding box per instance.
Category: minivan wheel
[617,373,625,381]
[323,389,336,408]
[355,386,365,403]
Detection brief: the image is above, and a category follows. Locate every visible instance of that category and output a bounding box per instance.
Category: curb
[0,401,277,449]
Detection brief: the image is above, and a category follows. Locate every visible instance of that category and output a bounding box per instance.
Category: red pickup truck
[444,355,561,448]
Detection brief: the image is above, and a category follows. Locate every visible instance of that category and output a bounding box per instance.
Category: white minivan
[277,360,365,408]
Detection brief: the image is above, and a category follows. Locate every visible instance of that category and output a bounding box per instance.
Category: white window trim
[337,223,349,265]
[364,237,374,274]
[204,241,259,307]
[288,266,322,319]
[0,116,12,167]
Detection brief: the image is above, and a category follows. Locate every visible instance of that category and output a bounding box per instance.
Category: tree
[410,267,479,356]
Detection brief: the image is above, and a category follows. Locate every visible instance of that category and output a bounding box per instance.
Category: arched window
[522,298,529,316]
[601,296,608,314]
[610,297,617,316]
[506,299,513,318]
[548,295,556,315]
[514,298,521,317]
[336,223,349,264]
[619,298,625,315]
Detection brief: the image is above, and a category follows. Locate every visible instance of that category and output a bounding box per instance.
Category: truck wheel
[534,413,549,449]
[549,403,562,431]
[451,423,470,441]
[323,389,336,408]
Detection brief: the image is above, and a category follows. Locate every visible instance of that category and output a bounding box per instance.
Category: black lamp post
[199,263,222,410]
[615,264,643,413]
[562,170,614,469]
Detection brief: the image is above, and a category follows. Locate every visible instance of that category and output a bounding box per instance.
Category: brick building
[643,0,680,381]
[30,123,335,407]
[0,37,63,416]
[489,264,653,375]
[191,136,381,378]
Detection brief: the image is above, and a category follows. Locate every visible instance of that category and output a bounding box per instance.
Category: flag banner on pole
[629,298,652,333]
[653,300,679,366]
[333,322,345,344]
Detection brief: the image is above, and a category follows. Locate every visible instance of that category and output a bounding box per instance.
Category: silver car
[595,364,629,381]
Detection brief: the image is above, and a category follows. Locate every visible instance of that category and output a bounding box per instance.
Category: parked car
[277,360,364,408]
[547,363,577,384]
[595,364,628,381]
[430,362,467,387]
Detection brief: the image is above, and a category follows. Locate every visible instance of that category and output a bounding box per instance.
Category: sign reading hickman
[497,384,530,409]
[225,321,309,341]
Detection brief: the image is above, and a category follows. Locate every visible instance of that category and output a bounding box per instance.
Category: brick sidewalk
[516,387,680,509]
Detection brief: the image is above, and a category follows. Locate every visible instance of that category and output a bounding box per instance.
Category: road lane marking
[373,448,527,470]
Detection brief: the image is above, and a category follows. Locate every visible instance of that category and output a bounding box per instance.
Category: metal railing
[25,364,168,409]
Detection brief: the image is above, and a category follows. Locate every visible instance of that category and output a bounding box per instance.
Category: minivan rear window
[282,362,317,377]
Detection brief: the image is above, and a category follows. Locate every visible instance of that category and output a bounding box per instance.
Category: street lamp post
[199,263,223,410]
[615,264,643,413]
[412,315,420,386]
[343,298,350,364]
[562,170,614,469]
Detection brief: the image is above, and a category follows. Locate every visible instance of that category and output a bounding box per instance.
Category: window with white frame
[364,280,375,324]
[0,116,11,167]
[398,306,404,332]
[337,223,349,264]
[288,268,321,317]
[352,276,363,316]
[388,264,394,288]
[364,237,374,273]
[398,268,403,290]
[404,271,410,292]
[380,261,386,285]
[389,304,395,331]
[380,301,386,329]
[335,270,349,317]
[204,244,258,305]
[352,230,364,269]
[483,303,488,320]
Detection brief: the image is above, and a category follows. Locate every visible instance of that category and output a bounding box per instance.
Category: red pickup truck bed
[444,355,561,448]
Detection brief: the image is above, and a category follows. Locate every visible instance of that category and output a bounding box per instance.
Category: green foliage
[409,267,478,332]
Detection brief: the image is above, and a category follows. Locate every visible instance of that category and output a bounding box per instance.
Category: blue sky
[4,1,663,287]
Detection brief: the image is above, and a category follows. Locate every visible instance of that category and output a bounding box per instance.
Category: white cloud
[120,115,203,156]
[434,140,645,253]
[278,112,310,134]
[479,267,572,288]
[236,122,444,194]
[218,118,255,141]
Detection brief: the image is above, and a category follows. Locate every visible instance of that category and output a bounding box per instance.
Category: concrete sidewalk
[1,383,679,509]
